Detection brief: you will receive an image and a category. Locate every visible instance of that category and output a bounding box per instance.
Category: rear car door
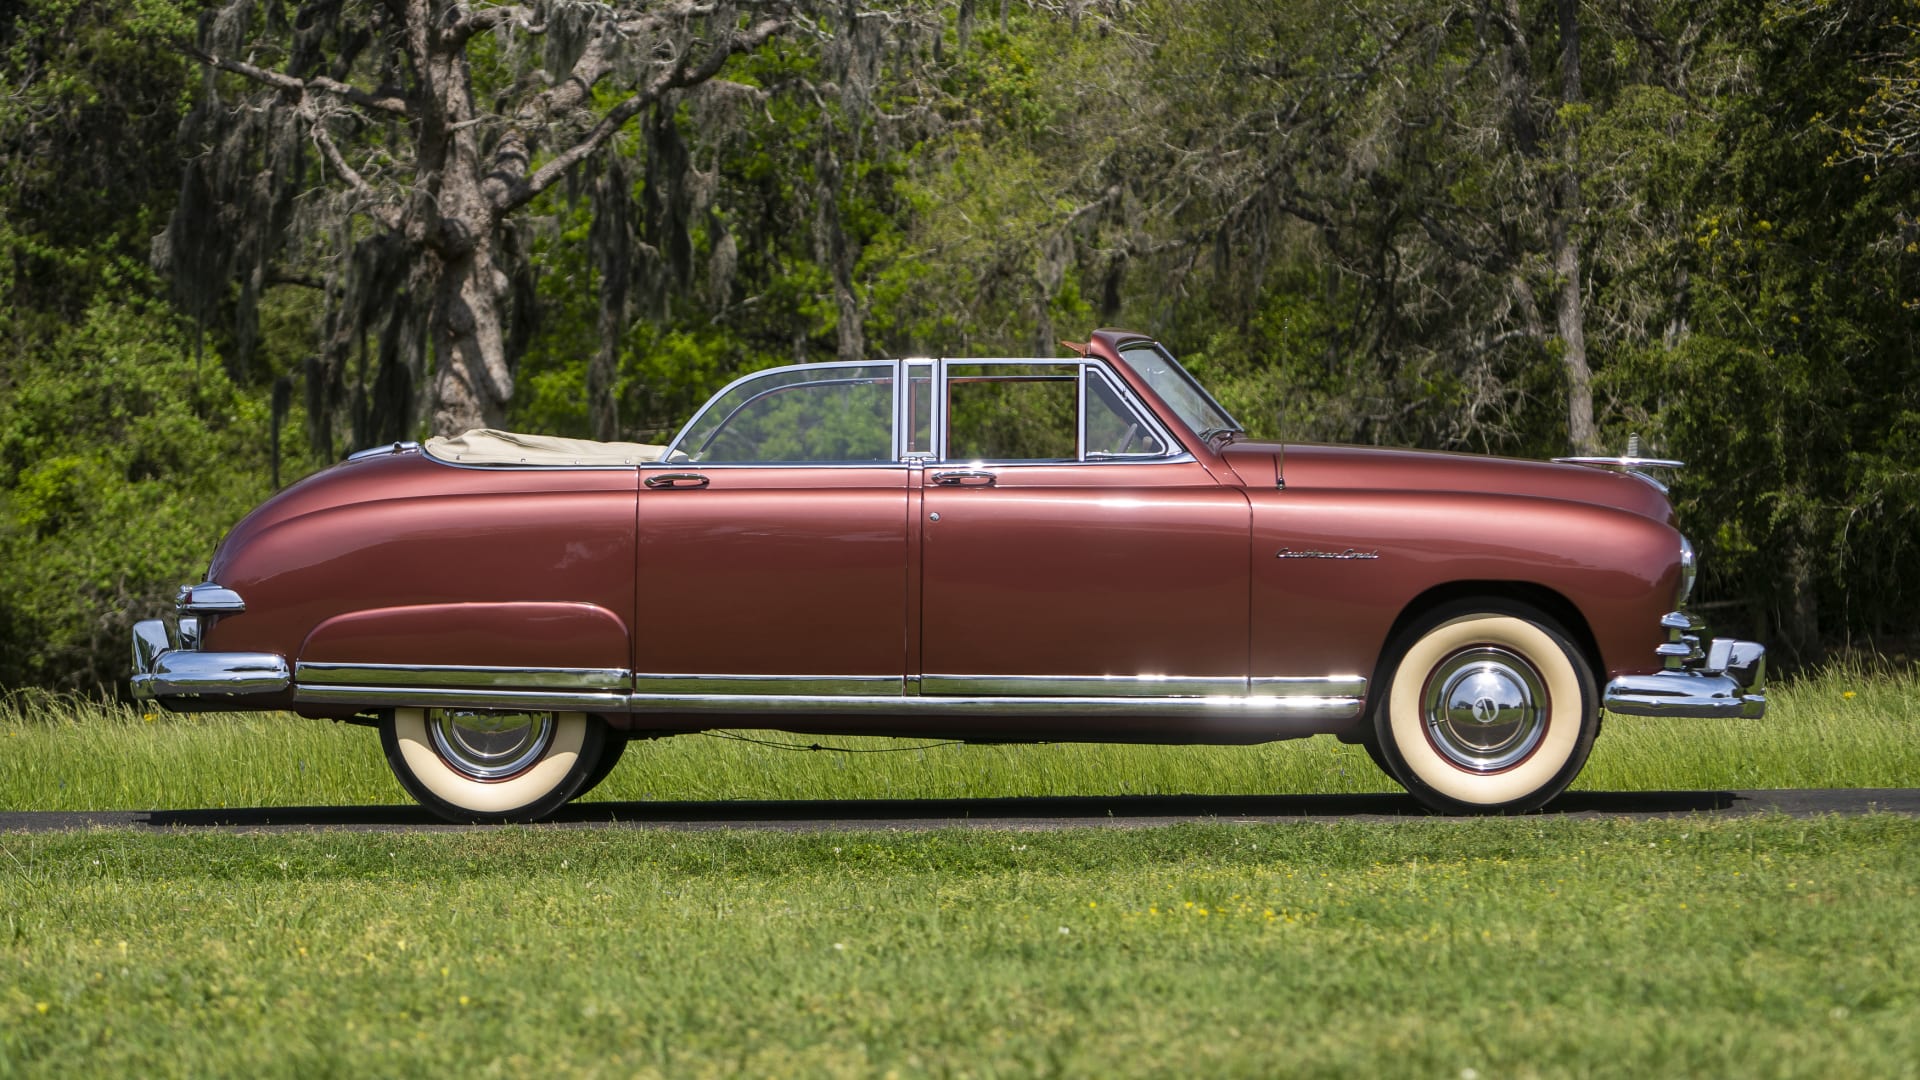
[635,362,909,697]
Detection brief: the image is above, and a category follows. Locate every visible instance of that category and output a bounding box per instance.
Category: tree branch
[445,5,545,49]
[180,44,412,118]
[489,16,789,214]
[301,101,405,233]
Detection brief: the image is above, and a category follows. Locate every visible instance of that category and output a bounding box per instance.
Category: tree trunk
[589,160,633,441]
[1553,0,1599,455]
[417,8,514,437]
[430,245,514,434]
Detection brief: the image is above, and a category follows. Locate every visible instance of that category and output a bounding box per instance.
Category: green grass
[1,665,1914,812]
[2,817,1916,1077]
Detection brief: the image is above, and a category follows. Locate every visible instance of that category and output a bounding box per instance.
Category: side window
[945,364,1078,461]
[941,362,1168,462]
[676,365,895,464]
[1085,371,1167,457]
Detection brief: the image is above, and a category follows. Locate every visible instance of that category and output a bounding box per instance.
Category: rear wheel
[571,727,630,800]
[380,708,606,823]
[1372,601,1598,814]
[1359,736,1398,780]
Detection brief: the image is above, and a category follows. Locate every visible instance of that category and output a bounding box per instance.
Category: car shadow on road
[135,789,1744,830]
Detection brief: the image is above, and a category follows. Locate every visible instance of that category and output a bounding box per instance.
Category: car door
[634,361,910,697]
[917,360,1251,698]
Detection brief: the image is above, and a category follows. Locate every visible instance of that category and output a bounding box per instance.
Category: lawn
[0,664,1914,812]
[2,817,1916,1077]
[1,667,1915,1077]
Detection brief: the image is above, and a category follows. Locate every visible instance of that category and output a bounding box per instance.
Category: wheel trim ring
[1418,646,1552,774]
[426,710,556,782]
[1386,614,1589,807]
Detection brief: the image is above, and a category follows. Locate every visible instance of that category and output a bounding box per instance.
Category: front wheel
[1372,602,1598,814]
[380,708,606,823]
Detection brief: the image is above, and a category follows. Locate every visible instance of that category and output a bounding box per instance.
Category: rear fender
[299,602,630,673]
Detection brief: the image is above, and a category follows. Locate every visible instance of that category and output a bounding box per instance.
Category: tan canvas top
[423,428,671,467]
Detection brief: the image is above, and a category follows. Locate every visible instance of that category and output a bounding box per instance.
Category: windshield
[1117,342,1241,438]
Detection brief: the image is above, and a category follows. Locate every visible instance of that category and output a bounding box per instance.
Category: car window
[677,365,895,464]
[1118,341,1240,438]
[1085,370,1167,457]
[942,362,1168,462]
[946,364,1078,461]
[906,362,935,456]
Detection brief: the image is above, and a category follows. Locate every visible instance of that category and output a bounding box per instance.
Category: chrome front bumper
[1603,621,1767,720]
[129,584,289,709]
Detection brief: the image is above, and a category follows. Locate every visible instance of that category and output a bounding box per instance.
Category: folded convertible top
[423,428,670,467]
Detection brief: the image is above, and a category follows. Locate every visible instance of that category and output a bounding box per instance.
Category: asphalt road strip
[0,789,1916,834]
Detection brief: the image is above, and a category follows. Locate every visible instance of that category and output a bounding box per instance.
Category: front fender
[1250,489,1681,685]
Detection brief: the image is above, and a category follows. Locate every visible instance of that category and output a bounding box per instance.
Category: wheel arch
[1370,580,1604,693]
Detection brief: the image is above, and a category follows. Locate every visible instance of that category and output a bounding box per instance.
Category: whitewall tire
[380,708,605,823]
[1372,602,1598,814]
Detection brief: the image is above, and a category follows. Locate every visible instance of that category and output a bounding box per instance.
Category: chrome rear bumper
[1604,633,1766,719]
[130,605,289,710]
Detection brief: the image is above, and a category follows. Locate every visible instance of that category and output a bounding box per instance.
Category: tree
[165,0,789,443]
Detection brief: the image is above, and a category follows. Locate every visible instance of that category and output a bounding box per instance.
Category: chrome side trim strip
[1252,675,1369,698]
[295,685,629,711]
[620,693,1366,720]
[922,674,1248,698]
[289,686,1367,721]
[632,674,903,696]
[296,663,630,690]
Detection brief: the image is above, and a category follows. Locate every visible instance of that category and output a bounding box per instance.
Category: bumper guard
[1603,616,1766,719]
[129,585,289,709]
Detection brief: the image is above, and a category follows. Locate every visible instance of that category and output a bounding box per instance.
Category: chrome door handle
[930,470,996,487]
[644,472,710,489]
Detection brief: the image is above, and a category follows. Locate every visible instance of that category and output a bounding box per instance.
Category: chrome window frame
[898,358,941,461]
[1115,340,1242,440]
[655,356,1192,471]
[661,359,906,466]
[934,358,1188,466]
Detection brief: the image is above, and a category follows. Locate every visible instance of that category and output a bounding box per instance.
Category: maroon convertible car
[132,329,1765,821]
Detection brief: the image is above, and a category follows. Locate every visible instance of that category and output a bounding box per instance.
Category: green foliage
[1624,0,1920,652]
[0,297,288,689]
[3,0,1919,690]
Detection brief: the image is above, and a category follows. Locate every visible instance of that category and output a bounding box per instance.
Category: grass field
[1,665,1915,811]
[2,817,1917,1077]
[2,668,1915,1076]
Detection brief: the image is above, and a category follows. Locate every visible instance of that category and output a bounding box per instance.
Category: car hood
[1222,440,1675,523]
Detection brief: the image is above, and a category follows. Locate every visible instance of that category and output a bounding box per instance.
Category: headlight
[1676,535,1697,608]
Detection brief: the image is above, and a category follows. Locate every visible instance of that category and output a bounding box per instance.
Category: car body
[132,329,1767,821]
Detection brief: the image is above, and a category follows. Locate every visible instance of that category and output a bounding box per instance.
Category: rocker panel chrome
[618,693,1364,720]
[278,663,1369,720]
[1253,675,1369,698]
[632,673,902,696]
[295,686,1365,721]
[922,674,1246,697]
[297,662,629,690]
[295,684,631,712]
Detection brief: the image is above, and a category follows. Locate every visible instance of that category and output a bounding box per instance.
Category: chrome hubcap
[426,710,555,780]
[1422,648,1547,772]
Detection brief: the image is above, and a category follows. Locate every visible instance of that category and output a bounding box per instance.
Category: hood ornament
[1554,433,1683,493]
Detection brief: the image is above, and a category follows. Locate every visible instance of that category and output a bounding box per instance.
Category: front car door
[918,359,1253,705]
